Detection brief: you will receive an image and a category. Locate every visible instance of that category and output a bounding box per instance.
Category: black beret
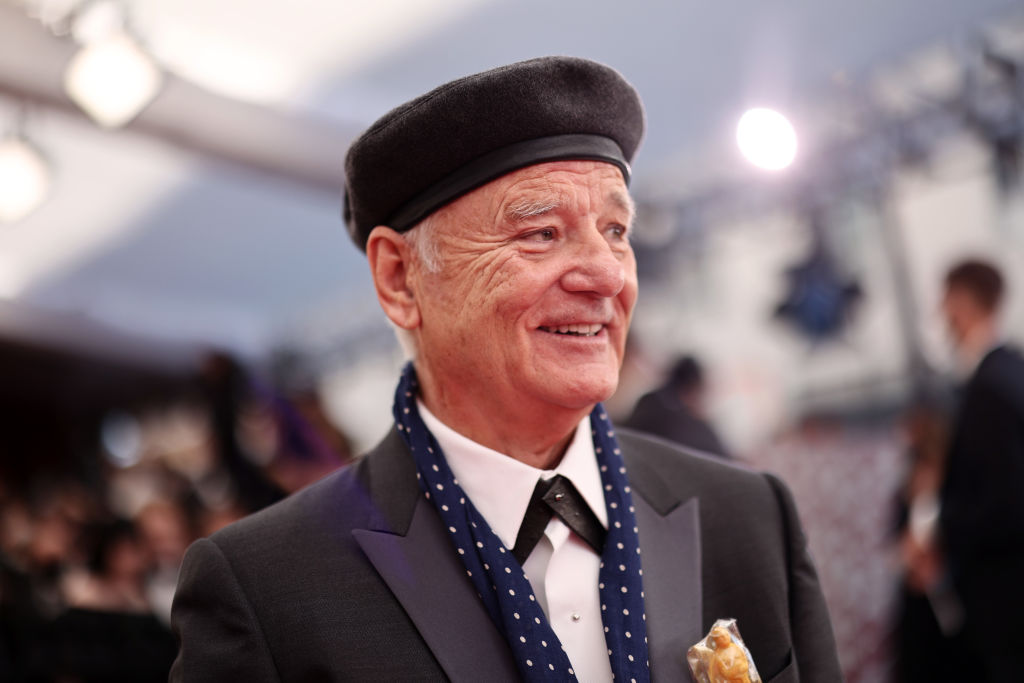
[343,56,646,251]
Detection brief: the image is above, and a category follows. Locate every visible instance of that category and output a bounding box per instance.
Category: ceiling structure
[1,0,1021,368]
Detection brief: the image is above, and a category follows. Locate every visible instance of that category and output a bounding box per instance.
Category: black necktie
[512,474,606,565]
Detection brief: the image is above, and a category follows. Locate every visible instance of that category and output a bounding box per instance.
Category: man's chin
[543,377,619,412]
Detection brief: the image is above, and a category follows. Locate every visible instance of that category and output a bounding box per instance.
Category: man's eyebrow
[504,198,560,222]
[503,190,635,224]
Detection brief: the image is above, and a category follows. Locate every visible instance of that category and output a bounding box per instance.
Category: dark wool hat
[342,56,646,250]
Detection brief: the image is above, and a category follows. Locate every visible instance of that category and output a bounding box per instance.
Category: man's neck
[957,318,1000,373]
[415,380,587,470]
[432,404,581,469]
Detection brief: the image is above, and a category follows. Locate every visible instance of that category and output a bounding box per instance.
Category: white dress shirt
[418,401,612,682]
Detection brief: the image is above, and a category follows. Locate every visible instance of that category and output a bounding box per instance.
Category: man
[939,259,1024,682]
[624,355,730,458]
[170,57,840,682]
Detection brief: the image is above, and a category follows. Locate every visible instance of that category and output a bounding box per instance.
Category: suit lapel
[623,435,703,683]
[634,495,702,682]
[352,432,520,682]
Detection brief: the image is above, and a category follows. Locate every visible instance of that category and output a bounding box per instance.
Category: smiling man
[170,57,841,682]
[372,161,636,469]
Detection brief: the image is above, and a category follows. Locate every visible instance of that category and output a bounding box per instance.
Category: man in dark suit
[939,259,1024,682]
[624,355,730,458]
[170,57,840,682]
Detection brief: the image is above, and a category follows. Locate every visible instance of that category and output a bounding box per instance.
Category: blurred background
[3,0,1024,681]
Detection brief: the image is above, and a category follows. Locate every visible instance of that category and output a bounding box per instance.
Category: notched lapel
[635,495,702,683]
[353,497,520,682]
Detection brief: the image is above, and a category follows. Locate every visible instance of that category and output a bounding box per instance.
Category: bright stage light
[736,108,797,171]
[64,32,162,128]
[0,137,50,223]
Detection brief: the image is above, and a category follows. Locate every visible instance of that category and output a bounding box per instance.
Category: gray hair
[402,213,442,273]
[392,213,444,358]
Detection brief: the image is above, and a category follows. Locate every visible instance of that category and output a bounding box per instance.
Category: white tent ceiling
[0,0,1021,365]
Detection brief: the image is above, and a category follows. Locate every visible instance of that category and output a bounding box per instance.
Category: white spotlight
[736,108,798,171]
[64,32,162,128]
[0,137,51,223]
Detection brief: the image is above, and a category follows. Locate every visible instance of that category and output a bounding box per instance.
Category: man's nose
[559,229,627,297]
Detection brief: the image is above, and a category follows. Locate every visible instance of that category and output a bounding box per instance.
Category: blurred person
[0,483,102,681]
[890,402,969,682]
[136,499,191,568]
[624,354,731,458]
[938,258,1024,682]
[202,354,351,509]
[171,57,840,682]
[21,497,81,618]
[64,518,150,612]
[136,499,192,625]
[1,496,175,682]
[602,335,659,419]
[0,496,41,682]
[263,387,354,493]
[46,518,177,683]
[200,351,288,512]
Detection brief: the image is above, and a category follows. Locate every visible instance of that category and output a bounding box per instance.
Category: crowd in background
[0,354,351,682]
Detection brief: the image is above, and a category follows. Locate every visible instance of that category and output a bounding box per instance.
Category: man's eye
[608,224,628,240]
[527,228,556,242]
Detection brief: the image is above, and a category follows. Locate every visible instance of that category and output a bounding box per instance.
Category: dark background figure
[41,518,178,683]
[1,499,178,683]
[200,352,288,512]
[623,355,731,458]
[889,400,971,683]
[938,258,1024,682]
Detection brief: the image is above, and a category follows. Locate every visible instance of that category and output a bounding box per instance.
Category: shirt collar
[417,400,608,550]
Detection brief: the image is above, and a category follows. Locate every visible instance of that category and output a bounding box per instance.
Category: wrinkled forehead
[441,160,635,229]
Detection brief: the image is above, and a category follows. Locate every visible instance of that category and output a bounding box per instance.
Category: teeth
[542,323,603,336]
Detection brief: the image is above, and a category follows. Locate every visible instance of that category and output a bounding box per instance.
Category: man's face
[941,285,976,349]
[410,160,638,418]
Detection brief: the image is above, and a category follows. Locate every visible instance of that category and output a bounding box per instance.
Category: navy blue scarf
[392,363,650,682]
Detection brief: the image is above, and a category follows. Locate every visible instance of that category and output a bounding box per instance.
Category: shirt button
[571,613,581,622]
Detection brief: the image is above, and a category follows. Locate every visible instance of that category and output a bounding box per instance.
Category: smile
[539,323,604,336]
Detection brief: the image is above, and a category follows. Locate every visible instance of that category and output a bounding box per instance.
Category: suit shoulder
[617,428,774,511]
[978,345,1024,376]
[618,427,761,480]
[974,346,1024,408]
[206,459,369,557]
[204,429,416,563]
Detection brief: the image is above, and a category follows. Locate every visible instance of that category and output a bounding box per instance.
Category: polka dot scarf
[392,363,650,682]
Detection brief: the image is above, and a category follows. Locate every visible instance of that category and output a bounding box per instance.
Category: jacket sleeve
[169,537,281,683]
[942,376,1024,561]
[764,473,844,683]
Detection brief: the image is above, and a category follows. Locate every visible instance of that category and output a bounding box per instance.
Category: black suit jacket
[170,428,841,682]
[940,345,1024,653]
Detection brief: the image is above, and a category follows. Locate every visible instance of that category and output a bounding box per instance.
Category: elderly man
[170,57,840,682]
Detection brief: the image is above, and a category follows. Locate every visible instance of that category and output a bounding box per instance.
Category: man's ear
[366,225,421,331]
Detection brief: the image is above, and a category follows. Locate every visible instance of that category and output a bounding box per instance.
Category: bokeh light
[736,107,798,170]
